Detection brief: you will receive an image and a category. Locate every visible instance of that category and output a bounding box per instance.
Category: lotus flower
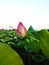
[17,22,27,37]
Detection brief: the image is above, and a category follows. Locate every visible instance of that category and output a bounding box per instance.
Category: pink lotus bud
[17,22,27,37]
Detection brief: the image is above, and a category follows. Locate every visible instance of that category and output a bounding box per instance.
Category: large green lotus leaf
[38,30,49,58]
[0,42,24,65]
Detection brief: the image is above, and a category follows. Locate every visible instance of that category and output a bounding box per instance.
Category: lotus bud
[17,22,27,37]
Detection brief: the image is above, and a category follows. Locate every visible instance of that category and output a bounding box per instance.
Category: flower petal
[17,22,27,37]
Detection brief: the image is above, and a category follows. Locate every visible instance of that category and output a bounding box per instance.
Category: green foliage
[27,26,41,53]
[0,28,49,62]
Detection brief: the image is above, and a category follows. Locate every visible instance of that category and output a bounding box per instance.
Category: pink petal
[17,22,27,37]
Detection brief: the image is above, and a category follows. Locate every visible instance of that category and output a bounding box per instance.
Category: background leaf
[38,29,49,58]
[28,25,35,33]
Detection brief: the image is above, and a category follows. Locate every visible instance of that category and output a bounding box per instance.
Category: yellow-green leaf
[38,30,49,58]
[0,42,24,65]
